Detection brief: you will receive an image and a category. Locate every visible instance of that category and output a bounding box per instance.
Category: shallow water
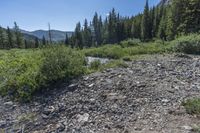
[86,56,110,65]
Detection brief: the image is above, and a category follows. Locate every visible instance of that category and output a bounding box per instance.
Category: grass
[182,98,200,115]
[82,40,172,59]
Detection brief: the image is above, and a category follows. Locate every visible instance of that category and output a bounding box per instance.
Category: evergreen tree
[108,8,118,43]
[65,33,69,45]
[14,22,23,48]
[24,40,28,49]
[141,0,151,41]
[131,14,142,39]
[74,22,83,48]
[166,5,175,40]
[6,27,13,49]
[35,37,39,48]
[42,36,46,45]
[83,19,92,47]
[0,26,4,49]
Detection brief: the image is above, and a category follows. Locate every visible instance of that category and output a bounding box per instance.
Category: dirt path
[1,54,200,133]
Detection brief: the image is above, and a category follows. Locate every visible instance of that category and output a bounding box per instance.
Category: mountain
[21,30,73,42]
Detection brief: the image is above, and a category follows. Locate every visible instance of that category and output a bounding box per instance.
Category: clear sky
[0,0,160,31]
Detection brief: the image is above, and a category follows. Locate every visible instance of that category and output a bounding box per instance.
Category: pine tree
[65,33,69,45]
[166,5,175,40]
[6,27,13,49]
[150,7,155,38]
[35,37,39,48]
[14,22,23,48]
[74,22,83,48]
[42,36,46,45]
[0,26,4,49]
[24,40,28,49]
[141,0,151,41]
[108,8,118,43]
[83,19,92,47]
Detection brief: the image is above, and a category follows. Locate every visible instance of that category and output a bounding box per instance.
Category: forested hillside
[0,0,199,49]
[69,0,200,48]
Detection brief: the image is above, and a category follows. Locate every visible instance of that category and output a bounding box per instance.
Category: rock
[41,114,49,119]
[77,113,89,123]
[4,101,13,107]
[88,83,94,88]
[181,125,192,131]
[68,84,78,91]
[0,120,6,128]
[43,106,55,115]
[56,123,65,132]
[162,99,170,103]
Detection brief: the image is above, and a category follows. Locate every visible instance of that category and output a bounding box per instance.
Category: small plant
[120,38,141,48]
[90,60,101,70]
[182,98,200,114]
[122,56,132,61]
[192,125,200,133]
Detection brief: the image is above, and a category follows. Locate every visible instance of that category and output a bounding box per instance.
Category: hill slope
[21,30,73,42]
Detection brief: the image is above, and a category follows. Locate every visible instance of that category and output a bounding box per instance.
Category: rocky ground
[1,54,200,133]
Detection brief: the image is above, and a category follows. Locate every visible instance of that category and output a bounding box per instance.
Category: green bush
[182,98,200,114]
[0,46,85,101]
[84,45,125,59]
[120,38,141,48]
[89,60,101,70]
[172,34,200,54]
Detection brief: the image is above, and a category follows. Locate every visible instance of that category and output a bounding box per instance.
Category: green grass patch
[182,98,200,115]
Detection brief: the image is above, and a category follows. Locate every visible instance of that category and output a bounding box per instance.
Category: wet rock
[4,101,13,107]
[68,84,78,91]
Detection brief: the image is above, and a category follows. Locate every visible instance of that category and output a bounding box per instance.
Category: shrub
[182,98,200,114]
[84,45,125,59]
[120,38,141,48]
[0,46,85,101]
[172,34,200,54]
[122,56,132,61]
[89,60,101,70]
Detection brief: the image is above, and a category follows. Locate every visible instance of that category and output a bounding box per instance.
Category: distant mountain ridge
[20,29,73,42]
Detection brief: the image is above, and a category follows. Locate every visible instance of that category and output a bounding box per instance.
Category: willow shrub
[0,46,85,101]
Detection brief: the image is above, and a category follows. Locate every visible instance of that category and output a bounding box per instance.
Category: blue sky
[0,0,160,31]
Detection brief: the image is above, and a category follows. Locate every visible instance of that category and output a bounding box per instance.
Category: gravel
[0,54,200,133]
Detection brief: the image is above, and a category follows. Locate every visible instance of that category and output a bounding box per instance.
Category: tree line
[68,0,200,48]
[1,0,200,49]
[0,22,48,49]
